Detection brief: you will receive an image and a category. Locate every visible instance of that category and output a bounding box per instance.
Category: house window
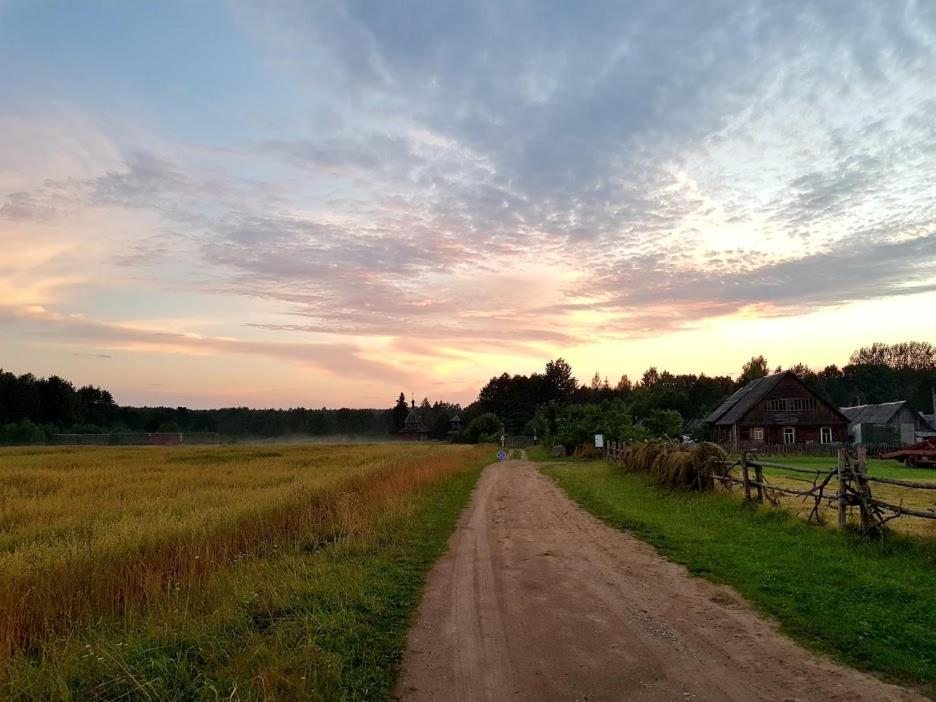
[820,427,833,444]
[783,427,796,444]
[751,427,764,441]
[767,397,817,412]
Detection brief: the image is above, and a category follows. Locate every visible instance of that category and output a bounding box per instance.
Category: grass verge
[525,445,576,463]
[544,461,936,696]
[1,448,492,700]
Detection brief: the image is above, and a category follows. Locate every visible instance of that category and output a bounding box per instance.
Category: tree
[476,372,541,433]
[76,385,118,426]
[643,408,684,438]
[546,400,648,451]
[739,355,769,385]
[850,341,936,370]
[543,358,577,403]
[430,412,452,440]
[390,393,410,433]
[590,371,601,390]
[462,413,503,443]
[640,367,660,388]
[788,363,811,378]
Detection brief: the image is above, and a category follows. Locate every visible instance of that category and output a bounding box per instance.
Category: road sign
[497,450,507,461]
[594,434,604,448]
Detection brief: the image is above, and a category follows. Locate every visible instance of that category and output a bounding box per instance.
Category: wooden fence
[604,442,936,532]
[731,442,897,458]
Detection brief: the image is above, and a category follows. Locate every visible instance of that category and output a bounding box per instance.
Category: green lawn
[1,451,491,701]
[525,445,581,462]
[544,461,936,696]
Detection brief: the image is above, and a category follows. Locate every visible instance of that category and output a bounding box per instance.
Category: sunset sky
[2,1,935,409]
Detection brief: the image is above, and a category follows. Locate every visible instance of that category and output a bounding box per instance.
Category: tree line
[454,342,936,450]
[2,340,934,446]
[0,370,405,444]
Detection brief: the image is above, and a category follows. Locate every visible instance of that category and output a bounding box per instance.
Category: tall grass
[617,440,726,491]
[0,444,487,659]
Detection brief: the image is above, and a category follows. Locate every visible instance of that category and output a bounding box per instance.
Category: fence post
[856,446,872,531]
[753,458,765,504]
[837,448,848,529]
[741,452,752,503]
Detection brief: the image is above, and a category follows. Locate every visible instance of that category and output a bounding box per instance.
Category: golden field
[0,443,488,662]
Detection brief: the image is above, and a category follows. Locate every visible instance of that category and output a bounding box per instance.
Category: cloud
[0,191,57,221]
[3,0,936,389]
[582,233,936,330]
[0,305,414,385]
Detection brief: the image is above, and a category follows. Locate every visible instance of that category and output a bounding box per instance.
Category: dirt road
[396,460,924,701]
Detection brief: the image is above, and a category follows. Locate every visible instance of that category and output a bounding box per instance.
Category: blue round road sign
[497,450,507,461]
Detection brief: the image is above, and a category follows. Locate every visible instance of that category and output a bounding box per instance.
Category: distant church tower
[399,398,429,441]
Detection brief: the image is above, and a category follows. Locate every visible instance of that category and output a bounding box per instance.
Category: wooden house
[707,371,849,450]
[399,400,430,441]
[840,401,936,446]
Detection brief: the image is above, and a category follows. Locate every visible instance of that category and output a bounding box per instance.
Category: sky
[1,1,935,409]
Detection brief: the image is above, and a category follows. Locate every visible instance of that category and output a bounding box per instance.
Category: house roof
[706,372,787,425]
[839,401,907,425]
[707,371,850,426]
[401,400,429,433]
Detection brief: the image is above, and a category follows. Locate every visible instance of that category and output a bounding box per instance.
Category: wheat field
[0,443,488,665]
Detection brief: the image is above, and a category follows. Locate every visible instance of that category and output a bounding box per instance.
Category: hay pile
[618,440,726,491]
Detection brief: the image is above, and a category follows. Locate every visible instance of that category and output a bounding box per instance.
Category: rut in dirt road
[395,460,925,702]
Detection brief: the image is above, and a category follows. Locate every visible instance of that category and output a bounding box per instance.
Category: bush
[536,399,648,453]
[643,409,684,438]
[461,413,503,443]
[0,419,47,445]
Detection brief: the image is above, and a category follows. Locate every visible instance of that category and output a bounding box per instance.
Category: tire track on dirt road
[395,460,924,701]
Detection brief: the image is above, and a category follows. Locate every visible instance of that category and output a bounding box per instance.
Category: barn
[840,401,936,446]
[707,371,849,450]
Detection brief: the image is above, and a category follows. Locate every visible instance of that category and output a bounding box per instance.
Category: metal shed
[840,401,936,446]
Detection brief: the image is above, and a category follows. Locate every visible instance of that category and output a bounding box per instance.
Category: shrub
[538,400,648,453]
[0,419,46,445]
[461,413,503,443]
[643,408,684,438]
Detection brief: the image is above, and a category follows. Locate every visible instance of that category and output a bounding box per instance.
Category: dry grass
[765,472,936,539]
[617,441,726,491]
[0,443,487,659]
